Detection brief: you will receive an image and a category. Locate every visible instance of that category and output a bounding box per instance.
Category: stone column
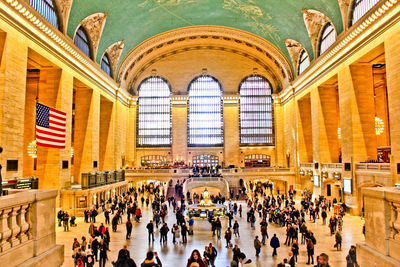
[171,101,187,165]
[35,69,73,189]
[223,101,239,167]
[297,96,313,163]
[0,31,28,179]
[385,31,400,185]
[73,85,100,183]
[99,96,114,171]
[126,102,136,166]
[338,65,377,164]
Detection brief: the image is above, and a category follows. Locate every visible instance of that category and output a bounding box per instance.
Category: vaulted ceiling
[67,0,344,69]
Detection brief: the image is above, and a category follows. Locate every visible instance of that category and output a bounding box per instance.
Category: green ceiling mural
[67,0,343,69]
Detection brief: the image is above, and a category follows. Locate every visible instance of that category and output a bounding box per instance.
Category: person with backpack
[141,251,162,267]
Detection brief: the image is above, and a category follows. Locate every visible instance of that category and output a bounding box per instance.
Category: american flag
[36,102,66,149]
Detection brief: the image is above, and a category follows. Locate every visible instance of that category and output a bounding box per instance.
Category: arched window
[74,26,91,58]
[298,50,310,75]
[29,0,60,30]
[188,75,223,146]
[239,75,274,145]
[137,76,172,147]
[101,53,112,77]
[351,0,380,25]
[319,23,336,56]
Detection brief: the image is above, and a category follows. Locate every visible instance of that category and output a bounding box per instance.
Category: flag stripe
[36,132,65,141]
[50,107,66,117]
[36,128,65,138]
[49,119,66,127]
[50,114,66,122]
[36,141,65,149]
[37,125,65,135]
[37,135,65,143]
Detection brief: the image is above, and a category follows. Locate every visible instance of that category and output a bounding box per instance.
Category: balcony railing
[0,189,63,265]
[355,163,391,172]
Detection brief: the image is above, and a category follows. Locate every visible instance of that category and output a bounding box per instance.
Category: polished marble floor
[57,198,364,267]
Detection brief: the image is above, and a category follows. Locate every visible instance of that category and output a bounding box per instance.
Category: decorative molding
[127,45,282,95]
[79,12,107,60]
[338,0,352,30]
[103,40,124,78]
[284,39,306,76]
[54,0,73,34]
[117,26,294,91]
[302,9,334,57]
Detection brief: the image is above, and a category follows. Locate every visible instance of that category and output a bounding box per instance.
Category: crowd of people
[65,180,361,267]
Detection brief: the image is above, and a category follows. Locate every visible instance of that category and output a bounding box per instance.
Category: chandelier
[27,140,37,158]
[337,128,341,140]
[375,116,384,135]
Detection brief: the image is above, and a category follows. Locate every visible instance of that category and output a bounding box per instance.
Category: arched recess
[53,0,73,34]
[117,26,293,93]
[302,9,336,58]
[74,12,107,60]
[284,39,310,76]
[101,40,125,79]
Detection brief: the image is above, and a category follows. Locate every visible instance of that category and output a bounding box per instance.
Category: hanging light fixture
[337,128,342,139]
[375,116,384,135]
[27,140,37,158]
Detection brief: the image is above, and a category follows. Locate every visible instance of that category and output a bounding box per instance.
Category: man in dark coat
[126,219,133,239]
[270,233,280,257]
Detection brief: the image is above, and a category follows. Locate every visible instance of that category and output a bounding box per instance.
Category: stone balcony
[0,189,64,266]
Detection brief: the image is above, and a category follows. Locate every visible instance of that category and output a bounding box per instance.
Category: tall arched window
[298,50,310,75]
[239,75,274,145]
[74,26,91,58]
[29,0,60,30]
[351,0,380,25]
[101,53,112,77]
[137,76,172,147]
[188,75,223,146]
[319,23,336,56]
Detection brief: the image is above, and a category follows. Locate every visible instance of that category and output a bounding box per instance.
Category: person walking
[181,223,188,243]
[98,239,108,267]
[334,231,342,251]
[233,220,240,238]
[215,218,222,239]
[254,236,262,257]
[207,243,217,267]
[306,238,314,265]
[147,220,155,243]
[346,245,358,267]
[224,228,232,248]
[291,240,299,263]
[261,224,268,245]
[270,234,280,257]
[126,219,133,239]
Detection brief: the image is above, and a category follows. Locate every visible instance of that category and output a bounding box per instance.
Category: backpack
[311,236,317,245]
